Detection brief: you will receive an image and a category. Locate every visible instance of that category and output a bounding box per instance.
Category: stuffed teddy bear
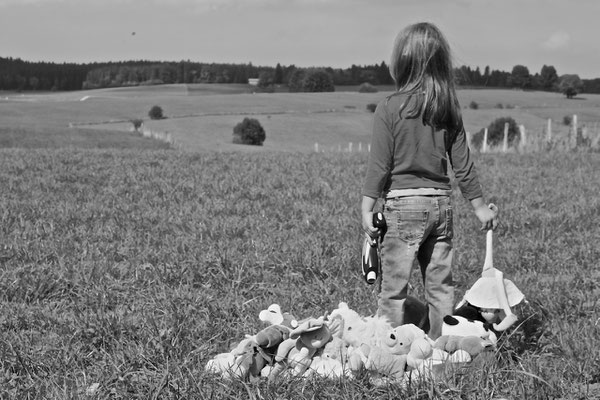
[353,323,435,383]
[268,316,332,381]
[381,324,434,370]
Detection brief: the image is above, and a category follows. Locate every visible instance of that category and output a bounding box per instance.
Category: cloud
[542,31,570,50]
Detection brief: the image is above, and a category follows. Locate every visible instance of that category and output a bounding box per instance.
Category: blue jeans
[378,195,454,339]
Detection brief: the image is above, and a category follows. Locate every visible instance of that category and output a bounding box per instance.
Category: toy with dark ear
[453,301,486,323]
[441,315,497,345]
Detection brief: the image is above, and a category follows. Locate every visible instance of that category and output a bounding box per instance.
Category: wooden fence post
[519,125,526,151]
[546,118,552,143]
[314,142,319,152]
[482,128,488,153]
[572,114,578,149]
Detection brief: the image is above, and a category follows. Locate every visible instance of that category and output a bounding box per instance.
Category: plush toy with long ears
[268,317,332,381]
[462,205,524,331]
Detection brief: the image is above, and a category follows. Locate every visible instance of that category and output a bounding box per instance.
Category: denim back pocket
[442,207,454,239]
[393,210,428,246]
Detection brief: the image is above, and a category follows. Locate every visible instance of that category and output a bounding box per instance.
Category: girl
[361,22,497,339]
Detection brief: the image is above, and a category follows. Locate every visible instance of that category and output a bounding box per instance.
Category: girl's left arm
[449,127,483,201]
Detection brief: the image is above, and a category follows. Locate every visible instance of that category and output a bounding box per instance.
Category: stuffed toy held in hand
[267,316,332,381]
[461,223,525,332]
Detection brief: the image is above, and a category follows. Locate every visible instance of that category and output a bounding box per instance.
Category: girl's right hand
[362,211,380,239]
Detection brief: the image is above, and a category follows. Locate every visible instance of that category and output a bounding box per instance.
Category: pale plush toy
[205,337,267,379]
[355,323,435,383]
[305,354,347,379]
[259,303,299,329]
[359,343,408,381]
[434,335,493,359]
[381,324,434,370]
[268,316,332,381]
[327,302,392,348]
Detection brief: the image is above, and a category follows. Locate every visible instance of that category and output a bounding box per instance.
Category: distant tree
[29,76,39,90]
[509,65,531,89]
[473,67,482,86]
[274,63,283,85]
[558,74,583,98]
[482,65,490,86]
[583,78,600,94]
[257,71,274,90]
[302,69,335,92]
[376,61,392,85]
[539,65,559,91]
[288,68,305,92]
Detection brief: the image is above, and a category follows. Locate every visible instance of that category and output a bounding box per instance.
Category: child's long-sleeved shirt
[362,93,483,200]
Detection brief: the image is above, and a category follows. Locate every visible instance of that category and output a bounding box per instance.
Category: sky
[0,0,599,79]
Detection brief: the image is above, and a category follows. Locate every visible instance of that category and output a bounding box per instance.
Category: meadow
[0,85,599,399]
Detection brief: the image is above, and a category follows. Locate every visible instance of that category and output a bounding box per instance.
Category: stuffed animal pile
[205,301,504,385]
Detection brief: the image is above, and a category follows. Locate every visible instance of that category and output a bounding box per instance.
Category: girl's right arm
[361,195,379,238]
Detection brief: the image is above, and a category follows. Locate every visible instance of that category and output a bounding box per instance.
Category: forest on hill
[1,56,599,95]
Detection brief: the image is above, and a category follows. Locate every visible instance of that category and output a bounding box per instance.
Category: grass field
[1,85,599,399]
[4,84,600,153]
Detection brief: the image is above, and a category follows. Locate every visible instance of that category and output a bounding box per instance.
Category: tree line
[1,56,598,95]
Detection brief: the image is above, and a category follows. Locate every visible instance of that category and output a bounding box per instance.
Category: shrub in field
[233,117,265,146]
[472,116,520,150]
[468,100,479,110]
[148,105,164,120]
[558,74,583,98]
[495,103,504,109]
[563,115,572,126]
[358,82,378,93]
[131,118,143,132]
[366,103,377,113]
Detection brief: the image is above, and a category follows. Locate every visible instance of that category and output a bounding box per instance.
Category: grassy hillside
[0,147,599,398]
[3,85,600,152]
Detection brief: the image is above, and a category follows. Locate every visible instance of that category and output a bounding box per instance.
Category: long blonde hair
[389,22,462,135]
